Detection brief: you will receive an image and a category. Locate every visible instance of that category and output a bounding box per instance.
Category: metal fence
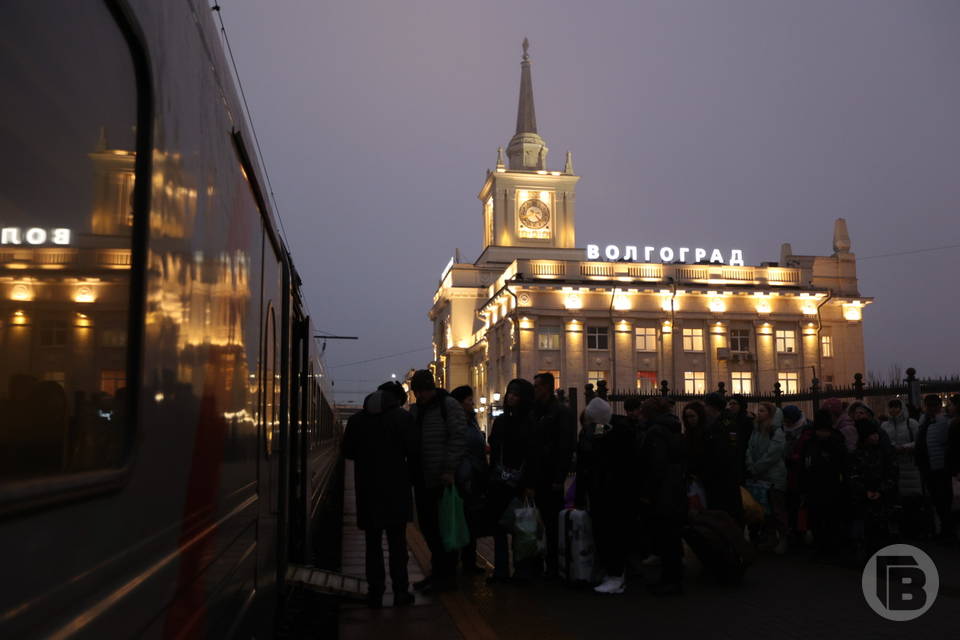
[563,368,960,419]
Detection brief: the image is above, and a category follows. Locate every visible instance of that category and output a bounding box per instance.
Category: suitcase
[558,508,596,584]
[683,510,755,585]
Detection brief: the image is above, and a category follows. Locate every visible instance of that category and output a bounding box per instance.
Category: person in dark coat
[486,378,540,583]
[701,393,744,524]
[639,398,688,596]
[576,397,639,594]
[408,370,467,594]
[532,372,577,579]
[726,395,755,484]
[848,418,898,558]
[915,394,957,542]
[799,409,850,561]
[342,384,417,607]
[450,385,488,575]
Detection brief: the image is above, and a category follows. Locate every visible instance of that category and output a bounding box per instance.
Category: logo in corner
[862,544,939,621]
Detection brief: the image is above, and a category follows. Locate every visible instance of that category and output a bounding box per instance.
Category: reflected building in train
[428,42,871,429]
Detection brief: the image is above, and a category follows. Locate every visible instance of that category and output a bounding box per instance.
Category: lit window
[586,326,609,350]
[730,329,750,353]
[778,372,799,394]
[775,330,797,354]
[635,326,657,352]
[821,335,833,358]
[100,369,126,395]
[682,328,704,352]
[683,371,706,394]
[538,326,561,350]
[636,371,657,393]
[587,370,608,388]
[731,371,753,394]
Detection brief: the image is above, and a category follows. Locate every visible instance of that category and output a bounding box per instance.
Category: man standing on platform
[409,370,467,594]
[342,382,417,608]
[532,372,577,579]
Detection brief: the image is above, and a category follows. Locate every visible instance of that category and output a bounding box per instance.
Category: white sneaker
[641,554,661,566]
[593,576,625,594]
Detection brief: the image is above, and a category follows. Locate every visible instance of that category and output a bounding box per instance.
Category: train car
[0,1,342,637]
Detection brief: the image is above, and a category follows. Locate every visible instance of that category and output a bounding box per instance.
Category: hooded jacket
[745,410,788,492]
[881,412,922,497]
[343,390,417,530]
[410,389,467,488]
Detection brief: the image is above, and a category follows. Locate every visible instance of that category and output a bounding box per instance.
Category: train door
[287,315,310,563]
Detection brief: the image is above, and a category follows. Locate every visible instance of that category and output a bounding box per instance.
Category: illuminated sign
[1,227,72,246]
[586,244,745,266]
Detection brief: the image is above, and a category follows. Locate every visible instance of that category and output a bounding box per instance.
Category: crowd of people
[344,369,960,606]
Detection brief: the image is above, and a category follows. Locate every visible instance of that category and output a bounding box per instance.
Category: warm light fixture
[708,298,726,313]
[843,302,863,321]
[564,294,583,310]
[613,293,631,311]
[493,392,501,402]
[74,286,96,303]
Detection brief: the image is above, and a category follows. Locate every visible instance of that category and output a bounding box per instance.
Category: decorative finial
[496,146,505,170]
[833,218,851,254]
[522,37,530,61]
[95,126,108,152]
[564,151,574,174]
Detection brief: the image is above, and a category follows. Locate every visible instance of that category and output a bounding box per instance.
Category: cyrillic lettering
[710,249,724,263]
[729,250,744,266]
[1,228,21,245]
[587,244,600,260]
[605,245,621,260]
[644,246,655,262]
[679,247,690,262]
[25,228,47,245]
[624,245,638,261]
[51,228,71,245]
[694,248,707,262]
[659,247,675,262]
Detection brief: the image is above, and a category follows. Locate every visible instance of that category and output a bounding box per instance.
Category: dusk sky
[221,0,960,404]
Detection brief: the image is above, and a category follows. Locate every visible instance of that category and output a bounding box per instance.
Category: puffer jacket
[746,427,788,491]
[881,414,922,497]
[410,390,467,489]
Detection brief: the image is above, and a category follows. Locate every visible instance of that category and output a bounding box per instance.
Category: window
[775,330,797,353]
[730,329,750,353]
[682,328,704,352]
[587,370,608,388]
[635,326,656,352]
[683,371,706,394]
[636,371,657,393]
[731,371,753,394]
[0,1,143,484]
[821,335,833,358]
[100,328,127,348]
[538,326,561,350]
[778,372,799,394]
[100,370,126,396]
[38,321,69,347]
[586,326,609,350]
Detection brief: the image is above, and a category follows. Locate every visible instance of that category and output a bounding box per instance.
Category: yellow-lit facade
[428,44,871,429]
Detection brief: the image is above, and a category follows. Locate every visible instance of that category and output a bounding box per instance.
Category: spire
[515,37,537,135]
[833,218,851,254]
[507,38,548,170]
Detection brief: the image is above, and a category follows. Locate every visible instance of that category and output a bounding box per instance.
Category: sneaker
[641,554,661,566]
[393,591,415,607]
[593,576,625,594]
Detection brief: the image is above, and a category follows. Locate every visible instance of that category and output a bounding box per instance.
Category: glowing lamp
[74,286,96,303]
[708,298,726,313]
[843,303,862,321]
[613,294,631,311]
[564,294,583,310]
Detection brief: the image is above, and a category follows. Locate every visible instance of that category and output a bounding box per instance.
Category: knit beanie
[584,397,612,426]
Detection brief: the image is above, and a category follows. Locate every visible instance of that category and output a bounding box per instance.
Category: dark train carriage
[0,1,340,637]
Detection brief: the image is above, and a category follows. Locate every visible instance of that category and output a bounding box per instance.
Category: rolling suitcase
[683,510,755,585]
[558,508,596,584]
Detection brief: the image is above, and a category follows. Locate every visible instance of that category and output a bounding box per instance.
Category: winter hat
[409,369,436,392]
[584,397,613,426]
[822,397,843,417]
[782,405,802,424]
[704,392,726,411]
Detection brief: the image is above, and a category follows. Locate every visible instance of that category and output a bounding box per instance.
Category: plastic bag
[744,479,772,514]
[687,479,707,514]
[439,486,471,552]
[502,497,545,562]
[740,486,764,525]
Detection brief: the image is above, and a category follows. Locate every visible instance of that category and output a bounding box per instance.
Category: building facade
[428,41,870,428]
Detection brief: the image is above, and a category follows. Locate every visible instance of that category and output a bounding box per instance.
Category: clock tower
[476,39,581,265]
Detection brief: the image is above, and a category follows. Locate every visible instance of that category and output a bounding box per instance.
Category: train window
[263,306,279,457]
[0,2,143,484]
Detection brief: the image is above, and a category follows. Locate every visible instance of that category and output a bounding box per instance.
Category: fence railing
[559,368,960,419]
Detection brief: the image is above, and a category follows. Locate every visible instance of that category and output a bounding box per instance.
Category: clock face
[519,198,550,229]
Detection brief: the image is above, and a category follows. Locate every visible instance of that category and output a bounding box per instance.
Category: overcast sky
[220,0,960,403]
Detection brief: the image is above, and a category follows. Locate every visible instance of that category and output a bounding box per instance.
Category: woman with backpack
[745,402,789,554]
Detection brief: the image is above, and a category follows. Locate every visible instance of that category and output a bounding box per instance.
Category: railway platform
[306,462,960,639]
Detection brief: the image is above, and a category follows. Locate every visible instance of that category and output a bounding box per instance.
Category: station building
[428,41,870,428]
